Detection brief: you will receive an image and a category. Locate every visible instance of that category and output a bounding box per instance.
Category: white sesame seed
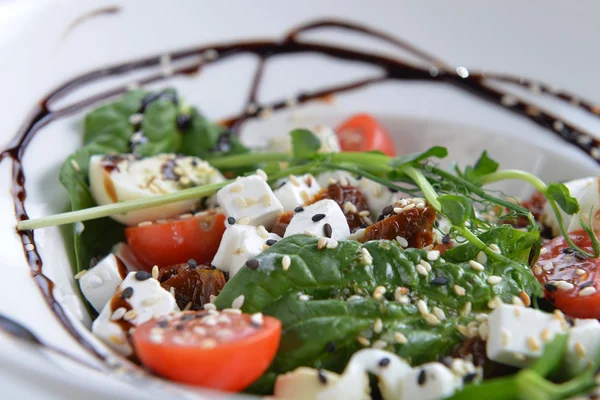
[469,260,485,272]
[394,332,408,344]
[576,269,586,276]
[427,250,440,261]
[289,175,301,187]
[579,286,597,297]
[339,177,349,187]
[123,310,137,321]
[419,259,432,272]
[246,196,258,206]
[235,197,248,208]
[487,276,502,285]
[232,295,245,309]
[460,302,472,318]
[432,307,446,321]
[358,210,370,218]
[575,342,587,358]
[282,255,291,271]
[257,225,269,239]
[373,318,383,333]
[416,203,425,209]
[303,229,317,237]
[372,340,388,349]
[489,244,501,253]
[251,313,263,327]
[343,202,357,214]
[393,207,404,214]
[256,169,268,180]
[403,203,416,212]
[501,330,511,347]
[230,183,244,193]
[326,239,339,249]
[70,159,81,171]
[397,295,410,305]
[346,295,363,303]
[298,294,310,301]
[151,265,159,280]
[453,285,466,296]
[456,66,469,78]
[396,236,409,248]
[527,337,541,352]
[357,336,370,346]
[203,303,217,311]
[533,265,542,275]
[394,286,407,301]
[556,281,575,291]
[111,307,127,321]
[541,328,552,342]
[424,314,442,326]
[222,308,242,315]
[457,325,469,337]
[417,299,429,316]
[372,286,386,300]
[238,217,250,225]
[476,251,487,265]
[539,247,548,256]
[543,261,554,271]
[416,264,428,276]
[317,237,328,250]
[512,296,525,307]
[183,302,193,311]
[423,244,434,251]
[137,220,151,228]
[361,248,373,265]
[488,296,503,309]
[203,317,217,326]
[328,178,337,185]
[74,269,87,280]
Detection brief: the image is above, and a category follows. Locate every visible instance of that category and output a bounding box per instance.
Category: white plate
[2,1,600,399]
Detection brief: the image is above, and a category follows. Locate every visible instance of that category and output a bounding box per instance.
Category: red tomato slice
[335,113,397,156]
[133,310,281,391]
[535,229,600,318]
[125,211,226,271]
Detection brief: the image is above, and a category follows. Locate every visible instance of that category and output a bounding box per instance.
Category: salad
[18,88,600,399]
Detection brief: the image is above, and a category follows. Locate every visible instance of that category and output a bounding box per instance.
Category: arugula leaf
[464,151,499,184]
[439,194,473,226]
[291,129,321,159]
[388,146,448,169]
[546,183,579,215]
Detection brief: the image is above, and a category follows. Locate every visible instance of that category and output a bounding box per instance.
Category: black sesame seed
[544,283,557,292]
[463,372,477,383]
[191,159,198,167]
[434,221,439,228]
[266,239,278,246]
[378,357,391,367]
[227,216,236,225]
[417,369,426,386]
[279,181,287,189]
[442,234,451,244]
[312,214,326,222]
[382,205,394,216]
[431,276,449,286]
[157,320,168,328]
[246,259,260,270]
[294,206,304,213]
[325,341,336,353]
[188,259,198,268]
[389,188,398,193]
[574,253,587,261]
[181,314,195,321]
[121,287,134,299]
[176,114,192,132]
[175,324,185,331]
[135,271,152,281]
[323,223,333,238]
[563,247,575,254]
[317,370,327,384]
[377,215,385,222]
[580,281,594,289]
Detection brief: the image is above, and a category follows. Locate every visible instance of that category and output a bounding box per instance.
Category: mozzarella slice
[78,254,128,313]
[89,154,224,226]
[358,177,398,216]
[541,177,600,237]
[91,272,179,356]
[486,304,567,368]
[400,362,462,400]
[216,175,283,229]
[285,199,350,240]
[212,224,281,276]
[274,174,321,212]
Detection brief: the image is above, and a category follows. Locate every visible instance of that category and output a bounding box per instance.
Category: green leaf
[135,98,181,156]
[180,109,224,158]
[464,151,499,184]
[388,146,448,169]
[291,129,321,159]
[529,334,567,378]
[439,194,473,226]
[547,183,579,215]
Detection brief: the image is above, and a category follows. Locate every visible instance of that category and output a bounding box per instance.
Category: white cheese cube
[92,272,179,356]
[486,304,566,368]
[311,125,341,153]
[564,319,600,376]
[358,177,398,216]
[79,254,127,313]
[212,225,281,276]
[89,154,224,225]
[401,363,462,400]
[285,199,350,240]
[274,174,321,212]
[216,175,283,229]
[315,171,358,188]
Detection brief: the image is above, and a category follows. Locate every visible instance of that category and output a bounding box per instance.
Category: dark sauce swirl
[2,19,600,372]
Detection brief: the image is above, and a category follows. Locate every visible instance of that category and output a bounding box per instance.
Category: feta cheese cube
[564,318,600,376]
[316,171,358,188]
[216,175,283,229]
[486,304,566,368]
[358,177,398,216]
[79,254,127,313]
[212,225,281,276]
[274,174,321,212]
[401,363,462,400]
[91,272,179,356]
[285,199,350,240]
[311,125,341,153]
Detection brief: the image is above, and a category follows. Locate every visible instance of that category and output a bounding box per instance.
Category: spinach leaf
[180,109,223,157]
[439,194,473,226]
[291,129,321,159]
[135,97,181,156]
[388,146,448,169]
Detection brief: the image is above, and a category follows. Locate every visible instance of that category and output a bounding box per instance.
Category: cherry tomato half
[133,310,281,391]
[535,229,600,318]
[336,113,396,156]
[125,211,226,271]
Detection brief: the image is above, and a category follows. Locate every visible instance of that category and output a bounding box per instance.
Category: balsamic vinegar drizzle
[3,18,600,376]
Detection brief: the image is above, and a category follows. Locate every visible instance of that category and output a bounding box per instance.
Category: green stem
[206,152,292,168]
[17,181,232,230]
[329,152,392,169]
[403,167,441,210]
[321,163,419,195]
